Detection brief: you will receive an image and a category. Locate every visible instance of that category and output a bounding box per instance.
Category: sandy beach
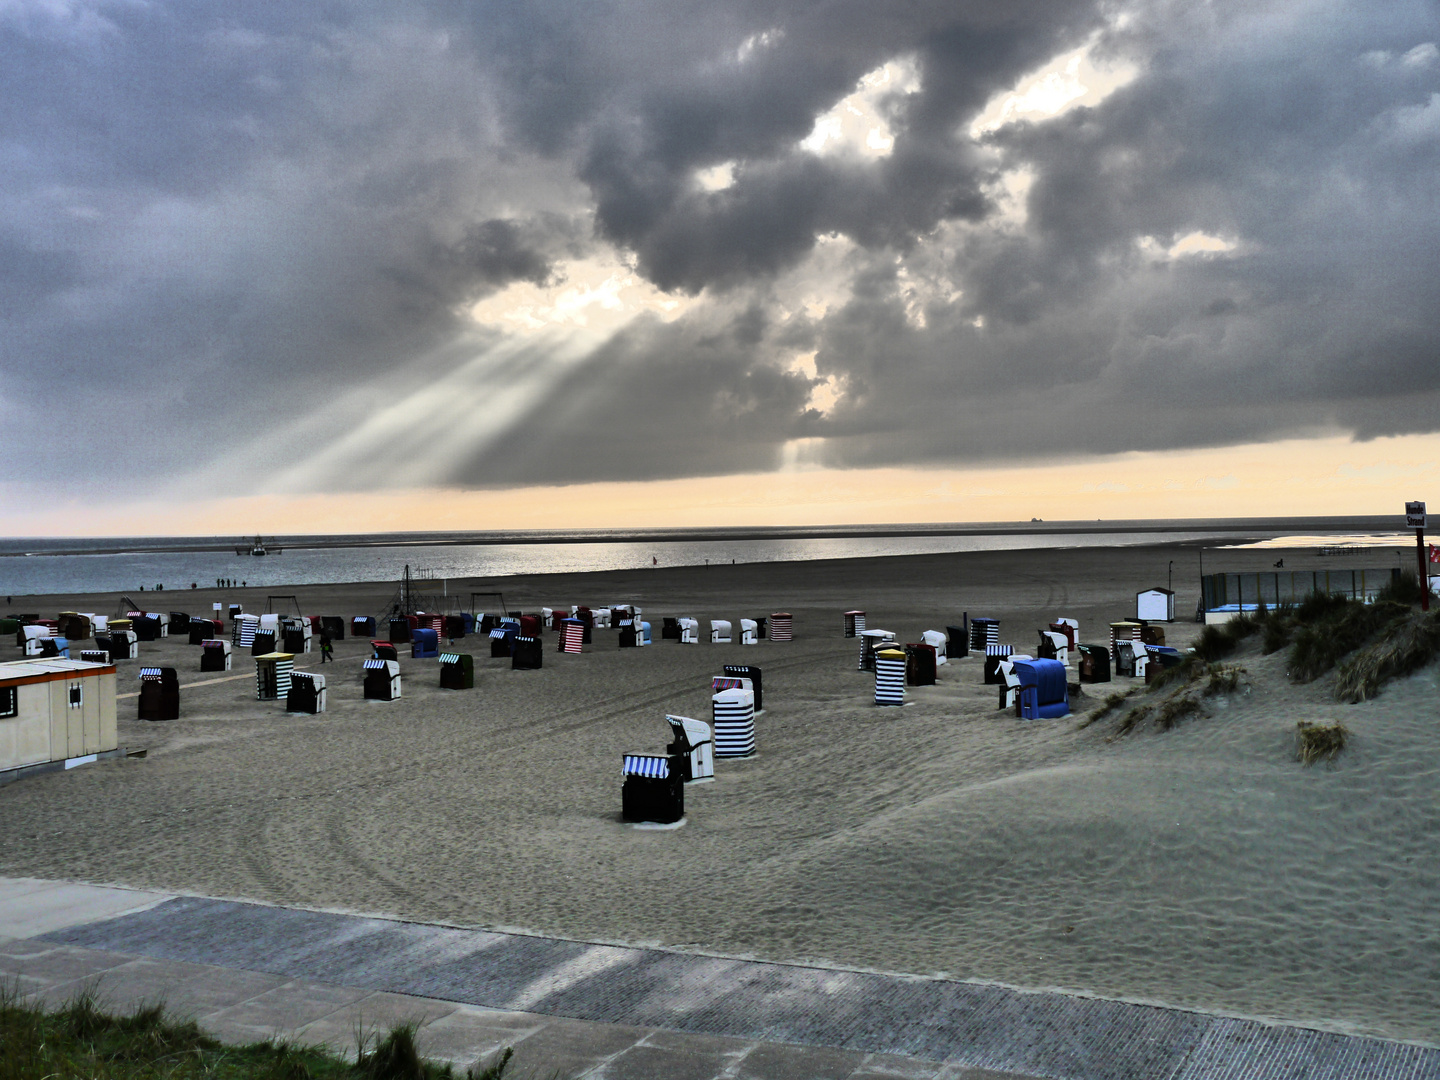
[2,541,1437,1045]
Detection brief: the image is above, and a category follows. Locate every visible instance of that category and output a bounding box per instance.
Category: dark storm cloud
[2,0,1439,497]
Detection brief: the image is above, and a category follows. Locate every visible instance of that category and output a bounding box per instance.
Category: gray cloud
[1,0,1438,500]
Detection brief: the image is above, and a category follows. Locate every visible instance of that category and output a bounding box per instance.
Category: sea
[0,517,1409,597]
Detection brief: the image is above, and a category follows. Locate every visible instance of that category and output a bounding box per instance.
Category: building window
[0,686,15,717]
[68,683,83,708]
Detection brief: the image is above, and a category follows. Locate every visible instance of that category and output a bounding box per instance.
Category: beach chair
[1051,619,1079,651]
[769,612,793,641]
[439,652,474,688]
[666,715,715,782]
[619,623,638,648]
[1140,623,1167,648]
[388,617,412,644]
[363,658,402,701]
[740,619,758,645]
[1015,658,1070,719]
[621,753,684,824]
[251,630,277,657]
[723,664,762,712]
[1036,630,1070,667]
[1077,643,1111,683]
[983,644,1014,684]
[512,636,543,669]
[710,620,732,644]
[712,687,756,757]
[1110,621,1142,661]
[678,618,699,644]
[858,629,896,671]
[79,649,108,664]
[137,667,179,721]
[844,611,866,637]
[287,671,326,714]
[282,618,312,654]
[188,617,215,645]
[922,630,947,665]
[874,648,906,706]
[321,616,346,641]
[559,619,584,654]
[370,639,398,661]
[1115,640,1146,678]
[1144,645,1182,684]
[970,618,999,650]
[109,630,138,661]
[997,658,1022,709]
[255,653,295,701]
[640,621,652,646]
[905,643,937,686]
[200,639,232,671]
[662,617,681,640]
[412,628,440,658]
[352,616,376,636]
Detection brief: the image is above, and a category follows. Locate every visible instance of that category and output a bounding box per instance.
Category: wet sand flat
[2,542,1437,1044]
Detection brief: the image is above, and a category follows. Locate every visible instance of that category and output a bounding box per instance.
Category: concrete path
[3,877,1436,1080]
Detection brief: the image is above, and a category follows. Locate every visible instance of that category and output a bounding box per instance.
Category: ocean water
[0,518,1399,597]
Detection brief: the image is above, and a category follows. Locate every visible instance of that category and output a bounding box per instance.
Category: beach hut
[388,617,412,644]
[439,652,475,688]
[0,657,118,778]
[321,617,346,641]
[1110,622,1142,662]
[983,644,1014,684]
[922,630,948,664]
[1077,644,1111,683]
[723,664,762,712]
[769,613,793,641]
[857,629,896,671]
[137,667,179,721]
[905,643,937,686]
[666,715,715,782]
[1036,630,1070,667]
[363,658,402,701]
[108,630,138,661]
[621,753,684,824]
[740,619,758,645]
[370,640,399,662]
[843,611,866,637]
[678,618,699,644]
[254,653,294,701]
[1014,659,1070,719]
[874,647,906,706]
[411,628,439,658]
[1137,588,1176,623]
[251,630,277,657]
[352,616,376,637]
[970,618,999,650]
[282,618,312,654]
[287,671,325,714]
[710,620,732,644]
[512,635,543,669]
[200,639,232,672]
[712,687,756,757]
[559,619,585,654]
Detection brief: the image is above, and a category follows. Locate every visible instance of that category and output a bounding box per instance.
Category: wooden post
[1419,528,1430,612]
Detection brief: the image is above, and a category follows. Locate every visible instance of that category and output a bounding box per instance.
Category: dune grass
[1113,662,1248,736]
[1296,721,1349,765]
[0,987,510,1080]
[1334,610,1440,703]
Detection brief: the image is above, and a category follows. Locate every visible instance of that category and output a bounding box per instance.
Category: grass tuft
[1296,721,1348,765]
[1076,689,1135,729]
[1334,611,1440,703]
[0,987,509,1080]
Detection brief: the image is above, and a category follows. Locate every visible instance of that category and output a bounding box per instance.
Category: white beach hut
[1137,588,1176,622]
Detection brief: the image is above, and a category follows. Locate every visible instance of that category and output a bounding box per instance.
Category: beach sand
[2,542,1437,1044]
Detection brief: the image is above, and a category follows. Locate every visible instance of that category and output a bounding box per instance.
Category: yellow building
[0,657,119,781]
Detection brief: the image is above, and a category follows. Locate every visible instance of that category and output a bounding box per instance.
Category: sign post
[1407,501,1429,612]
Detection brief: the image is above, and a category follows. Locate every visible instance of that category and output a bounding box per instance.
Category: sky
[2,0,1438,535]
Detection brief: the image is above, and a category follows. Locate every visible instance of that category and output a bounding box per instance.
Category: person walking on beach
[319,632,333,663]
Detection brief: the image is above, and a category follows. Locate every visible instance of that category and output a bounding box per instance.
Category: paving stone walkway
[4,878,1437,1080]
